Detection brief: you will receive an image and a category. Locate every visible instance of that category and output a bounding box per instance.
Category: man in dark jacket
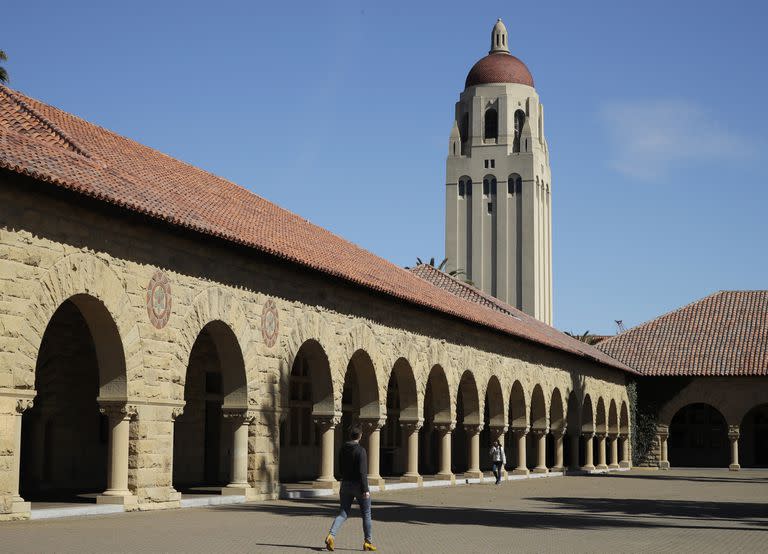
[325,424,377,551]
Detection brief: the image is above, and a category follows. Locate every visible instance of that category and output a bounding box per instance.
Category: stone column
[313,414,340,490]
[464,424,483,479]
[619,435,631,468]
[222,409,256,497]
[657,425,670,470]
[581,433,595,471]
[512,427,529,475]
[491,425,508,480]
[533,428,549,473]
[400,420,423,485]
[608,434,620,469]
[435,422,455,483]
[552,426,566,473]
[362,418,386,489]
[97,402,138,506]
[596,433,608,470]
[728,425,741,471]
[1,394,35,520]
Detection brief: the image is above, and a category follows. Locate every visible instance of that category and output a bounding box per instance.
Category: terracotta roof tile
[0,85,632,374]
[596,291,768,376]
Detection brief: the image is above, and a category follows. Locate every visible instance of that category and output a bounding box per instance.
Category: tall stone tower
[445,19,552,324]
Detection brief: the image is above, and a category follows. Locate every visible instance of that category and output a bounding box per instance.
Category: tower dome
[465,18,534,89]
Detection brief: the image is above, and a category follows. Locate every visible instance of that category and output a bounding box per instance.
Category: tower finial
[490,18,510,54]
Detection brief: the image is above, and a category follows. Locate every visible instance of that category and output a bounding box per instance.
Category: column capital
[532,427,549,437]
[581,431,595,439]
[15,398,34,414]
[728,425,740,440]
[512,426,530,437]
[222,408,257,425]
[360,417,386,434]
[313,413,341,431]
[434,421,456,434]
[608,432,619,439]
[400,419,424,433]
[551,424,567,437]
[464,423,484,435]
[99,402,138,421]
[594,431,607,439]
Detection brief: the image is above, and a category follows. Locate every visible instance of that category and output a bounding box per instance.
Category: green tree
[0,50,8,84]
[564,330,602,346]
[411,257,466,278]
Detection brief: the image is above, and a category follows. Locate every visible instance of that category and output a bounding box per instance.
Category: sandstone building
[0,23,632,520]
[445,19,552,324]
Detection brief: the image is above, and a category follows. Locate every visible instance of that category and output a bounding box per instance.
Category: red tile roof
[409,264,635,371]
[0,85,632,373]
[596,291,768,376]
[465,53,534,89]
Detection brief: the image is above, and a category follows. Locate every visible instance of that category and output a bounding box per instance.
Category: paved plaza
[3,469,767,553]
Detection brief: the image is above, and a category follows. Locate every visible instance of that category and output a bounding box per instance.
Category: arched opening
[481,376,505,471]
[173,320,247,494]
[548,388,565,468]
[529,385,547,468]
[339,350,381,475]
[580,395,594,467]
[565,391,580,468]
[741,404,768,467]
[484,108,498,141]
[279,339,334,482]
[620,401,630,435]
[453,371,479,474]
[669,403,728,467]
[420,365,451,476]
[608,400,619,435]
[513,109,526,153]
[381,358,417,478]
[21,295,126,503]
[505,381,527,471]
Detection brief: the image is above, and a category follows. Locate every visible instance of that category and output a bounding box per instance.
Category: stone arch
[388,357,419,422]
[619,401,630,435]
[176,287,255,407]
[608,399,619,435]
[509,380,528,429]
[18,253,139,396]
[424,364,452,424]
[530,384,548,431]
[343,349,381,421]
[669,403,729,467]
[485,375,505,427]
[550,387,566,433]
[595,397,607,434]
[339,325,384,410]
[740,403,768,467]
[457,370,481,426]
[581,394,595,434]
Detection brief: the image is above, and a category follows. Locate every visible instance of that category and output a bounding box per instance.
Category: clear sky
[4,1,767,334]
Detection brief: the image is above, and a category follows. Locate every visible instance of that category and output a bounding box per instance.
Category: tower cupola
[490,18,509,54]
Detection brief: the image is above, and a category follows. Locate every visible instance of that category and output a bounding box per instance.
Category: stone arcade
[0,21,633,520]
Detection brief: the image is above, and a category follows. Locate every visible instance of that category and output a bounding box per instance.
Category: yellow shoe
[363,540,377,551]
[325,534,335,551]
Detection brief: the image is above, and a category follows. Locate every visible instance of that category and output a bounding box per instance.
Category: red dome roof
[465,53,534,89]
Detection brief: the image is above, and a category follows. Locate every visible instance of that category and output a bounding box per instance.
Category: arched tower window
[513,109,526,153]
[465,178,473,196]
[483,175,497,197]
[484,108,498,141]
[460,113,469,143]
[508,174,522,195]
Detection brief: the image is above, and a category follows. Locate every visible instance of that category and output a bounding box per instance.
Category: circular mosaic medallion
[146,270,172,329]
[261,299,279,348]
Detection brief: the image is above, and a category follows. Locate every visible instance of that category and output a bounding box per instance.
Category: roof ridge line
[0,85,92,159]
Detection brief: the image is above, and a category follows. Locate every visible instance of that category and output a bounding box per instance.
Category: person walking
[490,440,506,484]
[325,424,377,551]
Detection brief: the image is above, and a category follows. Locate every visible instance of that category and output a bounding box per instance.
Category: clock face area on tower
[444,19,553,325]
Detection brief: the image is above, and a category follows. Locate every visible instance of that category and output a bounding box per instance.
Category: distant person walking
[325,424,377,551]
[490,440,506,484]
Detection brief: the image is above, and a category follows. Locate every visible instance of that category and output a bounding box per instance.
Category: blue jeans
[329,481,372,542]
[492,461,503,483]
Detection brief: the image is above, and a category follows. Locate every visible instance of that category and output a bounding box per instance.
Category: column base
[400,474,423,485]
[464,470,483,479]
[550,466,564,473]
[12,500,31,513]
[729,463,741,471]
[511,468,529,476]
[97,493,138,506]
[533,467,548,474]
[222,485,256,498]
[659,461,670,470]
[581,465,595,471]
[608,464,620,470]
[619,461,631,468]
[435,472,456,484]
[368,475,385,490]
[596,464,608,471]
[313,479,340,491]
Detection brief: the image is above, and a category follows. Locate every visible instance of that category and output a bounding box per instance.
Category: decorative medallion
[146,270,172,329]
[261,299,279,348]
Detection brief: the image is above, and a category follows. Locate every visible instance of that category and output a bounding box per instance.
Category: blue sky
[4,1,767,334]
